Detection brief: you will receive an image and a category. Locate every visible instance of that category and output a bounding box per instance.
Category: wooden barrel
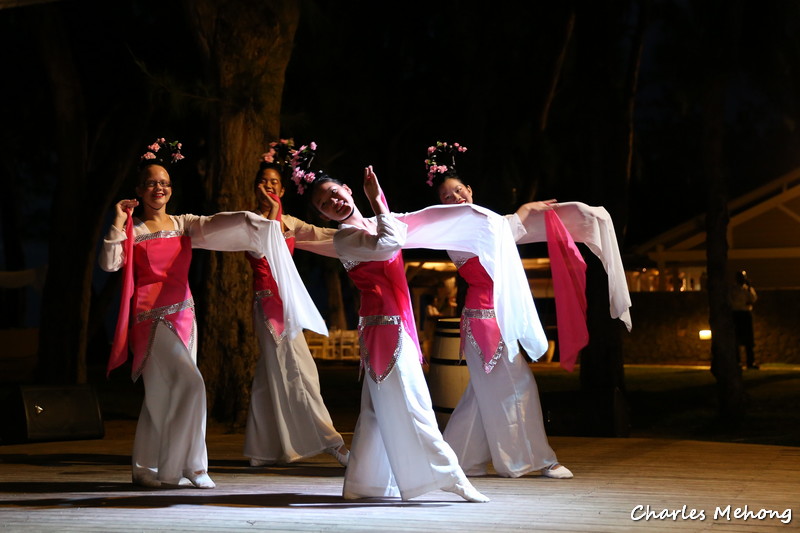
[426,317,470,430]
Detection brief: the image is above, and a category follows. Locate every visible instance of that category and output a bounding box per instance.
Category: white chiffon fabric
[244,301,345,463]
[343,329,466,500]
[334,214,467,500]
[512,201,632,331]
[442,336,558,477]
[398,204,549,361]
[132,319,207,484]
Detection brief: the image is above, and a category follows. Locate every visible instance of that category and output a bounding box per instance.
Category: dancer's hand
[113,199,139,230]
[363,165,388,216]
[256,183,282,220]
[516,199,557,225]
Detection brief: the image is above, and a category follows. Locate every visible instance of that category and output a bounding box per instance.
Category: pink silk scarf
[107,209,135,377]
[545,210,588,372]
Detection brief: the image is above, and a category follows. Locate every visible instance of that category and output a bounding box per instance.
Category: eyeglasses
[143,180,172,189]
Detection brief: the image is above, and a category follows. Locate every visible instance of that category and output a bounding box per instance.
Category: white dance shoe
[326,445,350,467]
[541,463,573,479]
[443,478,490,503]
[184,470,216,489]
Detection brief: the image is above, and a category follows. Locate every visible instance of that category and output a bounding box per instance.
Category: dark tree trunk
[701,0,746,422]
[572,0,647,437]
[33,5,91,385]
[579,251,630,437]
[184,0,300,427]
[30,4,149,386]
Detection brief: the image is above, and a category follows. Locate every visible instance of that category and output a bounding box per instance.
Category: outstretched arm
[363,165,389,216]
[514,199,557,227]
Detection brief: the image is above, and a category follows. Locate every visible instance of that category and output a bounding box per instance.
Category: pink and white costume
[400,202,631,477]
[440,251,559,477]
[100,211,325,485]
[334,213,471,500]
[243,213,346,464]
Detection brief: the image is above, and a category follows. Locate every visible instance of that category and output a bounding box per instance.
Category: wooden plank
[1,424,797,532]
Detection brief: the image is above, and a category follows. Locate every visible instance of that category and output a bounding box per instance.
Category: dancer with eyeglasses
[99,138,326,489]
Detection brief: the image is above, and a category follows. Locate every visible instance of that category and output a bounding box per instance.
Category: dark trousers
[732,310,756,367]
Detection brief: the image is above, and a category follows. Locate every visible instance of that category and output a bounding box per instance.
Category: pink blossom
[176,143,182,150]
[309,141,317,151]
[142,152,156,160]
[148,143,160,152]
[172,153,185,161]
[428,146,435,154]
[304,172,316,183]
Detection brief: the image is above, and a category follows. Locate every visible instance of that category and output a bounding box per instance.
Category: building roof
[632,167,800,288]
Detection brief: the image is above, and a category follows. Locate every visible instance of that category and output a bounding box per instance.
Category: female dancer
[424,141,574,479]
[243,141,349,467]
[300,150,488,502]
[100,138,325,488]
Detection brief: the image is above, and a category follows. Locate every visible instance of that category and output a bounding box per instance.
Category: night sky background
[3,0,800,317]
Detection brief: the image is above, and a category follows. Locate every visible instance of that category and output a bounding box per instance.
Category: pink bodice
[245,236,296,342]
[457,256,504,373]
[347,251,420,383]
[126,232,195,379]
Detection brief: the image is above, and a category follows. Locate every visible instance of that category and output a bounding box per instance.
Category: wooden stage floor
[0,420,797,532]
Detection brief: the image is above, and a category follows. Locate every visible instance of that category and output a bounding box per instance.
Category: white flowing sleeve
[505,213,528,241]
[333,213,407,262]
[515,202,632,331]
[283,214,339,258]
[182,211,328,338]
[98,225,127,272]
[397,204,548,361]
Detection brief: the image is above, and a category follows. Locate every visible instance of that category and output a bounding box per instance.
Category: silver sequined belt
[136,297,195,323]
[358,314,402,327]
[255,289,274,299]
[462,308,496,319]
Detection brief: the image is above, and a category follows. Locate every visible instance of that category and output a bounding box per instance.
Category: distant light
[699,329,712,340]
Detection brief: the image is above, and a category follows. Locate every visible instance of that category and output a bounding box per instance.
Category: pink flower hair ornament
[289,142,319,195]
[261,138,295,166]
[139,137,184,168]
[424,141,468,186]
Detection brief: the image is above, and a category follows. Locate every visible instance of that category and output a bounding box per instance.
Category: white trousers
[132,320,209,484]
[244,305,344,463]
[443,342,558,477]
[343,331,466,500]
